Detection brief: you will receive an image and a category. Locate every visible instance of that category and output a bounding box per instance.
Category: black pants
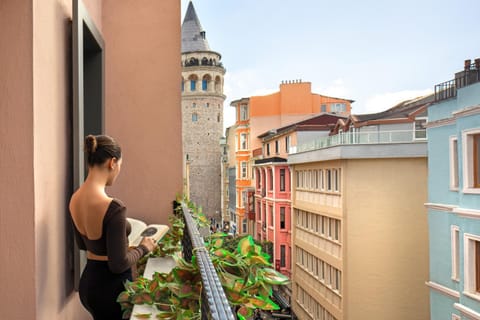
[79,260,132,320]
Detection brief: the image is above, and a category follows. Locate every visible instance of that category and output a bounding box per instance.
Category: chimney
[464,59,471,71]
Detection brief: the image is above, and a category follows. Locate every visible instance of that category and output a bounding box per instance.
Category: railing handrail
[294,129,426,153]
[180,203,236,320]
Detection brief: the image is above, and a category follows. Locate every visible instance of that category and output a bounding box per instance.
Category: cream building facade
[288,100,431,319]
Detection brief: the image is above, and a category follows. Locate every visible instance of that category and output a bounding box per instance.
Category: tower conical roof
[181,1,210,53]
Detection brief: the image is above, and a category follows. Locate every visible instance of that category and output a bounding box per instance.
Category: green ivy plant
[118,198,289,319]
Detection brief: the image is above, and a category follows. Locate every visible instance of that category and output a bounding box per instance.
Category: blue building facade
[427,60,480,320]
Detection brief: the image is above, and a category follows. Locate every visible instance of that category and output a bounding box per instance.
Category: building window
[318,170,324,190]
[240,104,249,121]
[241,190,247,209]
[280,245,286,268]
[275,140,279,154]
[450,137,459,190]
[321,104,326,112]
[331,103,346,113]
[280,169,286,191]
[192,103,196,108]
[242,218,247,233]
[414,117,427,140]
[280,207,285,229]
[269,206,273,227]
[202,79,207,91]
[326,169,332,191]
[452,225,460,281]
[285,136,290,153]
[463,233,480,297]
[190,79,196,91]
[269,169,273,191]
[333,168,341,192]
[240,133,248,150]
[462,130,480,192]
[192,113,198,122]
[266,143,270,156]
[241,161,247,179]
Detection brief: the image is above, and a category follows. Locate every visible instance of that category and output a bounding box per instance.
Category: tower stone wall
[181,2,225,219]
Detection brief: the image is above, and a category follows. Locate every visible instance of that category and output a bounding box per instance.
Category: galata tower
[181,1,226,220]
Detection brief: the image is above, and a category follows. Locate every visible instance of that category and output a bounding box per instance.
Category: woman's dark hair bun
[84,134,122,166]
[84,134,98,154]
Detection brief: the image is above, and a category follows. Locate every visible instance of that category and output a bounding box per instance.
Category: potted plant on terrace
[117,199,289,319]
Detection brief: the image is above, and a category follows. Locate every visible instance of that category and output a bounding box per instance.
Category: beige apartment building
[288,99,431,320]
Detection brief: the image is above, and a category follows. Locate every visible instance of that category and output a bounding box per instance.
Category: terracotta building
[230,81,353,235]
[0,1,182,319]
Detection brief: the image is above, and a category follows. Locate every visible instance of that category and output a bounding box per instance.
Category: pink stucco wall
[103,0,182,225]
[0,0,181,318]
[254,164,292,276]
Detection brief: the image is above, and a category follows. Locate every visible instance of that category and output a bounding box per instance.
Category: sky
[181,0,480,130]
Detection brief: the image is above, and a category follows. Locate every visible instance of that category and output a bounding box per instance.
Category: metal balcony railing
[179,203,236,320]
[435,61,480,102]
[294,129,426,153]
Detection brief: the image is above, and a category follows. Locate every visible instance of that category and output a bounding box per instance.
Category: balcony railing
[180,202,236,320]
[435,61,480,102]
[294,129,426,153]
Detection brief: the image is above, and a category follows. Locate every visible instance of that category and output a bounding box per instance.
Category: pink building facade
[254,158,293,276]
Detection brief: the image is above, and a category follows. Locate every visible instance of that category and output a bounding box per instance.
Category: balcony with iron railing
[434,59,480,102]
[179,202,236,320]
[127,202,236,320]
[292,129,426,154]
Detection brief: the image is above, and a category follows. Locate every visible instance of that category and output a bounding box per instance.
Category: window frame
[240,161,247,179]
[414,117,428,140]
[462,129,480,193]
[463,233,480,300]
[280,207,286,229]
[279,168,286,191]
[239,104,249,121]
[450,136,459,191]
[451,225,460,281]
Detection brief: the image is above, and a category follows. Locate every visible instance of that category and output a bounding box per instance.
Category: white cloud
[315,78,350,99]
[358,89,433,115]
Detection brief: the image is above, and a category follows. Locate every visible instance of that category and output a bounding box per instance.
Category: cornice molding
[425,281,459,300]
[454,302,480,320]
[424,203,457,212]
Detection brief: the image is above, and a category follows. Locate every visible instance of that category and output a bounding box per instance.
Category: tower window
[192,113,198,122]
[190,80,196,91]
[202,79,207,91]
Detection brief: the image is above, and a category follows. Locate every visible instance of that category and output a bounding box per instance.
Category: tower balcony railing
[293,129,426,153]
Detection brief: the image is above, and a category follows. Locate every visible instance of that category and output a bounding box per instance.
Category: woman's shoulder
[110,198,126,209]
[104,198,127,220]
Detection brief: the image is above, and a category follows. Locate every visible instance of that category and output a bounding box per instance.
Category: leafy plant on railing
[207,233,289,319]
[118,200,289,320]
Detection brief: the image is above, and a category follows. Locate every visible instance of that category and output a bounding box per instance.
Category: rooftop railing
[179,203,236,320]
[435,60,480,102]
[294,129,426,153]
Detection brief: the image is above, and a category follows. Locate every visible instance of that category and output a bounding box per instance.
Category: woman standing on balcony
[69,134,157,320]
